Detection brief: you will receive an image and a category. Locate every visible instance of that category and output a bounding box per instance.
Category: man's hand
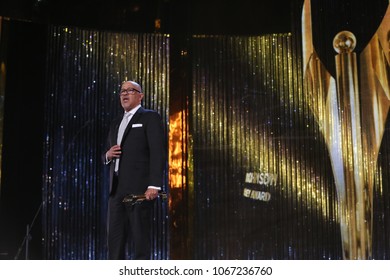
[145,188,159,200]
[106,145,121,161]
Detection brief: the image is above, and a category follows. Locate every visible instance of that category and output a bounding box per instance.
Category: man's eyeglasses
[120,88,141,95]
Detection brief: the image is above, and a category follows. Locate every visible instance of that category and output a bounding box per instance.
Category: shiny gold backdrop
[189,32,389,259]
[301,0,390,259]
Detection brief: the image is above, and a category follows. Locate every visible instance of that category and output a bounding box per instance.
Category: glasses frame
[119,88,141,96]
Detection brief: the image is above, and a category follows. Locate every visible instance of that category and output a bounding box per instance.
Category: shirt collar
[125,104,141,116]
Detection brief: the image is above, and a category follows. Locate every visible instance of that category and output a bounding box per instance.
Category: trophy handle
[122,192,168,206]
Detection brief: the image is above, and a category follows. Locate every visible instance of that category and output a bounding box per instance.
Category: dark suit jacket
[105,107,166,196]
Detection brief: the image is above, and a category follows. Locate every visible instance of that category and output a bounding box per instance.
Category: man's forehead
[121,81,133,87]
[122,81,141,89]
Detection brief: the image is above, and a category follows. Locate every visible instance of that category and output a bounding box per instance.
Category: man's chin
[121,104,131,111]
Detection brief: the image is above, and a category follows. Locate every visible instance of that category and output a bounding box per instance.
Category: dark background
[0,20,46,260]
[0,0,292,35]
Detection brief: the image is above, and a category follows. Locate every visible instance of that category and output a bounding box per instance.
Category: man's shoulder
[139,107,157,113]
[138,107,161,117]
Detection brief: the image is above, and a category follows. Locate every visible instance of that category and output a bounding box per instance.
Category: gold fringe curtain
[191,33,342,259]
[190,30,390,259]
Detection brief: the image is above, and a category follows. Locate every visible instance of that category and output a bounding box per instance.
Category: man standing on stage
[104,80,165,259]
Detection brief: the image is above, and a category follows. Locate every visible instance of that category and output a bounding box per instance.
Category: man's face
[119,81,143,112]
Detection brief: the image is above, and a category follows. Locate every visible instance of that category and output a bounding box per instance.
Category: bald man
[104,81,165,259]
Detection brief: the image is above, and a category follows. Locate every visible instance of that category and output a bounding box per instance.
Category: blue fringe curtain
[42,26,169,259]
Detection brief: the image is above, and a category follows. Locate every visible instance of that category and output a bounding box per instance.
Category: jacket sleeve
[102,121,115,165]
[145,112,166,188]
